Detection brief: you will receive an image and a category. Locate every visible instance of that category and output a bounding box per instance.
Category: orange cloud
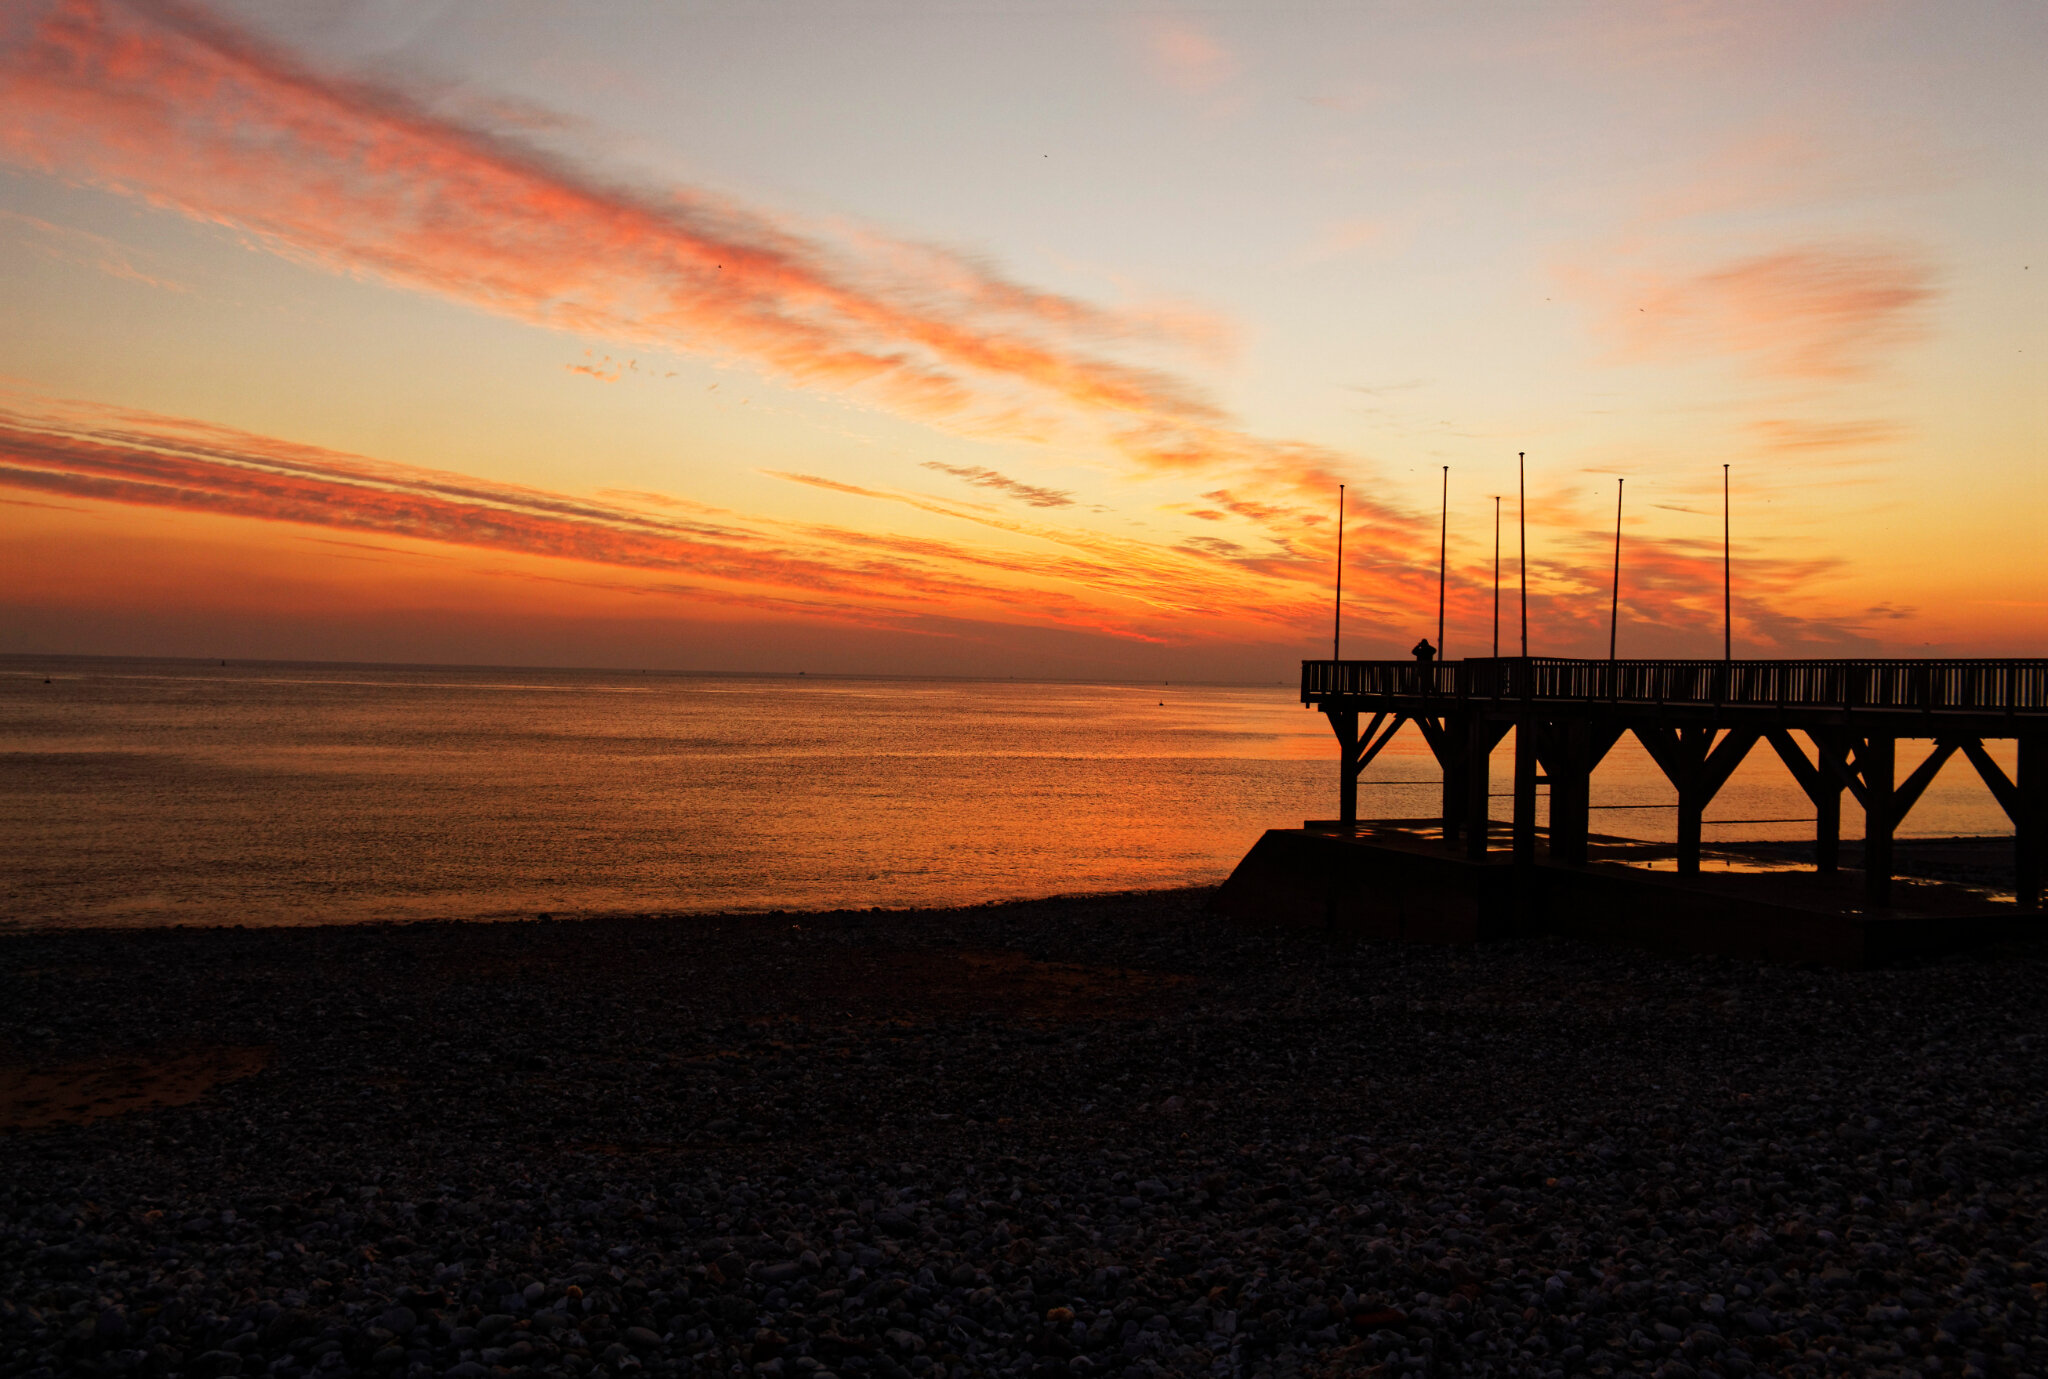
[757,466,1331,623]
[1470,477,1864,657]
[0,3,1219,454]
[4,389,1934,659]
[0,396,1381,650]
[919,462,1073,509]
[12,381,1916,659]
[0,0,1426,554]
[1197,488,1325,527]
[1577,241,1936,380]
[1747,416,1905,456]
[0,410,869,596]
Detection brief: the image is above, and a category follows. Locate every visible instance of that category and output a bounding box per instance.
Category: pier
[1302,656,2048,908]
[1218,657,2048,963]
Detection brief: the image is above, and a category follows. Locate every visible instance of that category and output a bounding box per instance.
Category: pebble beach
[4,890,2047,1379]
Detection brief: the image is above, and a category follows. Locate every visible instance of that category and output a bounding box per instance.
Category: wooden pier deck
[1299,656,2048,909]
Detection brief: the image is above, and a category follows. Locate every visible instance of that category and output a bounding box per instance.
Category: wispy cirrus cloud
[1747,416,1906,456]
[1560,110,1944,395]
[0,4,1257,468]
[0,395,1370,646]
[2,389,1908,658]
[0,0,1439,576]
[757,466,1328,622]
[0,207,187,291]
[1481,476,1864,655]
[1578,242,1937,381]
[1196,488,1324,528]
[0,402,855,591]
[919,462,1073,509]
[1543,123,1944,633]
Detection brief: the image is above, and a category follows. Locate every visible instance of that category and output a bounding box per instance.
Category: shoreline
[2,832,2028,934]
[5,890,2046,1377]
[0,652,1290,693]
[0,884,1222,936]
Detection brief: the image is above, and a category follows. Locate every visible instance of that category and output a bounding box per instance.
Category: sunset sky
[1,0,2042,678]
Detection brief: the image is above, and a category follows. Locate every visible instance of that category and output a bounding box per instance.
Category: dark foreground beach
[3,893,2046,1379]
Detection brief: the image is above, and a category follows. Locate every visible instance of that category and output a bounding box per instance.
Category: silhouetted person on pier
[1412,638,1437,664]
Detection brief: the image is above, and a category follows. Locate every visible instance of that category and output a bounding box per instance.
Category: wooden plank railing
[1301,658,2048,713]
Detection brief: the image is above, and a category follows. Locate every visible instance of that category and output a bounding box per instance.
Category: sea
[0,656,2019,928]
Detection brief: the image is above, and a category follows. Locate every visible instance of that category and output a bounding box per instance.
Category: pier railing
[1301,657,2048,713]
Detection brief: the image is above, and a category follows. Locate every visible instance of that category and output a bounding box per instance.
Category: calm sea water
[0,657,2017,928]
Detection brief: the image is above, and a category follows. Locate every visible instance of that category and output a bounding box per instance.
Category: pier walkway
[1302,657,2048,908]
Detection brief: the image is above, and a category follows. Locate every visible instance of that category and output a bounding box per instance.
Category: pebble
[3,888,2047,1377]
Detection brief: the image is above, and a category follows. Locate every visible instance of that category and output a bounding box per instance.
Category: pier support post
[1863,735,1896,908]
[2020,735,2044,910]
[1958,735,2037,909]
[1816,781,1842,873]
[1331,710,1360,828]
[1802,730,1851,876]
[1669,728,1711,877]
[1548,720,1592,866]
[1676,785,1703,876]
[1768,727,1848,875]
[1641,726,1756,878]
[1411,715,1465,845]
[1513,722,1539,867]
[1465,715,1494,858]
[1439,726,1465,844]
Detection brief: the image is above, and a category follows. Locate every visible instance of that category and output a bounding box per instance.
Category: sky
[0,0,2042,679]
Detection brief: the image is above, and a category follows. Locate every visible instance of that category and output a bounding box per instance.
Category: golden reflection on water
[0,658,2021,927]
[2,660,1339,926]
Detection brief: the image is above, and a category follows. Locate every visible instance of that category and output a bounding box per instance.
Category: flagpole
[1722,464,1732,662]
[1518,452,1528,657]
[1609,477,1623,662]
[1491,496,1500,659]
[1333,484,1345,661]
[1437,466,1448,658]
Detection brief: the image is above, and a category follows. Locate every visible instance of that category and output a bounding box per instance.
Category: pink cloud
[0,2,1227,453]
[0,0,1431,561]
[1300,217,1389,264]
[1142,16,1239,96]
[1574,241,1937,380]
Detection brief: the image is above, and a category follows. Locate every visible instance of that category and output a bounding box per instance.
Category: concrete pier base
[1212,821,2039,967]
